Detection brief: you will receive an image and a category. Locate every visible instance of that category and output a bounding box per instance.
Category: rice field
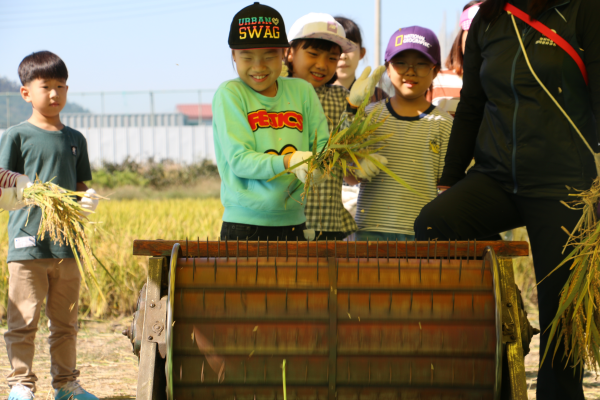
[0,198,540,321]
[0,198,224,319]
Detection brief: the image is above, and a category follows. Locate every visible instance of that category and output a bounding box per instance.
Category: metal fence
[0,89,217,166]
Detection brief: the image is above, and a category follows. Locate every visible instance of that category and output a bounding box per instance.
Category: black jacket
[440,0,600,200]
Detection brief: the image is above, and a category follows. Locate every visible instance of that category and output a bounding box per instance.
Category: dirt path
[0,318,138,399]
[0,317,598,399]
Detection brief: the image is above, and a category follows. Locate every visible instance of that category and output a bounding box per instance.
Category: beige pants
[4,258,81,391]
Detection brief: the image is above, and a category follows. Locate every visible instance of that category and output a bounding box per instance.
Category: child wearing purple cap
[346,26,453,241]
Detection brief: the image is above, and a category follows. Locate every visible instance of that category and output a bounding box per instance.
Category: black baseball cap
[229,2,289,49]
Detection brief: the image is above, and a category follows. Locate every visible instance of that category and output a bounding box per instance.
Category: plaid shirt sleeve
[304,85,358,234]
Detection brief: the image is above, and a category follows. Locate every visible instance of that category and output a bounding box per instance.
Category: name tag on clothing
[15,236,36,248]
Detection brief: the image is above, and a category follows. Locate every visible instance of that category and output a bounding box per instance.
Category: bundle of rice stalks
[269,94,421,201]
[541,177,600,375]
[22,178,106,303]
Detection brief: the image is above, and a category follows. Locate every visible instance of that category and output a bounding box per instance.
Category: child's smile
[233,48,284,98]
[287,45,341,88]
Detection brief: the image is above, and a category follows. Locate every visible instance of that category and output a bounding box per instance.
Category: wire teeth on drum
[206,236,209,261]
[285,236,289,261]
[186,237,189,261]
[366,238,369,262]
[405,238,409,261]
[459,259,463,283]
[414,241,418,260]
[214,257,217,282]
[225,238,229,261]
[192,258,196,282]
[398,257,401,282]
[439,259,443,282]
[306,291,309,311]
[266,237,269,261]
[235,239,239,282]
[419,259,422,283]
[431,292,434,314]
[427,238,430,262]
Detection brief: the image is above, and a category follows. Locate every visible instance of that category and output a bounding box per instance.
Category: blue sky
[0,0,467,112]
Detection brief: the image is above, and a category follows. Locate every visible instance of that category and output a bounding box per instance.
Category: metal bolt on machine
[126,239,538,400]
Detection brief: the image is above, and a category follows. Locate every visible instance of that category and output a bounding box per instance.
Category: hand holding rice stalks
[541,177,600,375]
[269,93,421,201]
[22,178,107,302]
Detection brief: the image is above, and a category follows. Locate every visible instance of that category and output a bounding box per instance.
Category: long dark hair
[480,0,562,21]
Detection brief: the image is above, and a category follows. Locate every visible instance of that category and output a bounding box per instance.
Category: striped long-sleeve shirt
[0,168,21,188]
[355,99,453,236]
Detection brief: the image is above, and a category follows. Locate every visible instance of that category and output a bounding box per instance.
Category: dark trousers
[220,222,308,241]
[414,172,584,400]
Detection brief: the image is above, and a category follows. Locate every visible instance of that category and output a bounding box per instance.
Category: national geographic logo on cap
[229,2,289,49]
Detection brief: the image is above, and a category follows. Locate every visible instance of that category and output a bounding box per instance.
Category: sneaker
[8,384,34,400]
[54,381,98,400]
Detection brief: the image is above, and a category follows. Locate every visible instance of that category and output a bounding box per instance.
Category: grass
[0,197,224,320]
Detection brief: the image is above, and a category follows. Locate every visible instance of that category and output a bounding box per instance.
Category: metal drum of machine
[126,240,535,400]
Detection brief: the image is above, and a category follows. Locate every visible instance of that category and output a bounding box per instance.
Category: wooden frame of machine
[125,240,535,400]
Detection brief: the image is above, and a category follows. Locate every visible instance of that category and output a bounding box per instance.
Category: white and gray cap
[288,13,358,53]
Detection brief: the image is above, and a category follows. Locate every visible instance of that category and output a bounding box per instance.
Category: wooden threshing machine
[126,240,537,400]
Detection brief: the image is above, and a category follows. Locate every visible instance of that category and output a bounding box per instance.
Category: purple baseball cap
[384,26,441,65]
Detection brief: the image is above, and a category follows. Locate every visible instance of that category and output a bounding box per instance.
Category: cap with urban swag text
[229,2,289,49]
[384,26,441,65]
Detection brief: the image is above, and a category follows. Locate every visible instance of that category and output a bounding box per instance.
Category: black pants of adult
[220,222,308,241]
[414,172,584,400]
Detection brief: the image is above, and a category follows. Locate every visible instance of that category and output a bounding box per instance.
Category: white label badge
[15,236,36,249]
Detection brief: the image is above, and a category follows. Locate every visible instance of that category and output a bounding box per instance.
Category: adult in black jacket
[414,0,600,398]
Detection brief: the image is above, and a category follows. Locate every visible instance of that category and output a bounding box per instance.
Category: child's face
[287,45,341,88]
[387,50,438,101]
[336,47,366,82]
[233,48,284,97]
[20,78,68,117]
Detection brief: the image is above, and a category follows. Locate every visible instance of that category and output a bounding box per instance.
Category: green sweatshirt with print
[212,77,329,226]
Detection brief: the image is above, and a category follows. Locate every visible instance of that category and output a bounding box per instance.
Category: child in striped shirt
[345,26,453,241]
[0,167,30,210]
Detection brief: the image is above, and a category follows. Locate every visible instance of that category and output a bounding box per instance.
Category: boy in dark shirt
[2,51,99,400]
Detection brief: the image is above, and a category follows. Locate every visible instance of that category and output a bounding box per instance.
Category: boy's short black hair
[18,51,68,86]
[334,16,363,48]
[285,39,342,85]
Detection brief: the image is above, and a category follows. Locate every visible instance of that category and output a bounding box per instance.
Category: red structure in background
[176,104,213,125]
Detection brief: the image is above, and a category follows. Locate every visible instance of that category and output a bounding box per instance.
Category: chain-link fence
[0,89,216,166]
